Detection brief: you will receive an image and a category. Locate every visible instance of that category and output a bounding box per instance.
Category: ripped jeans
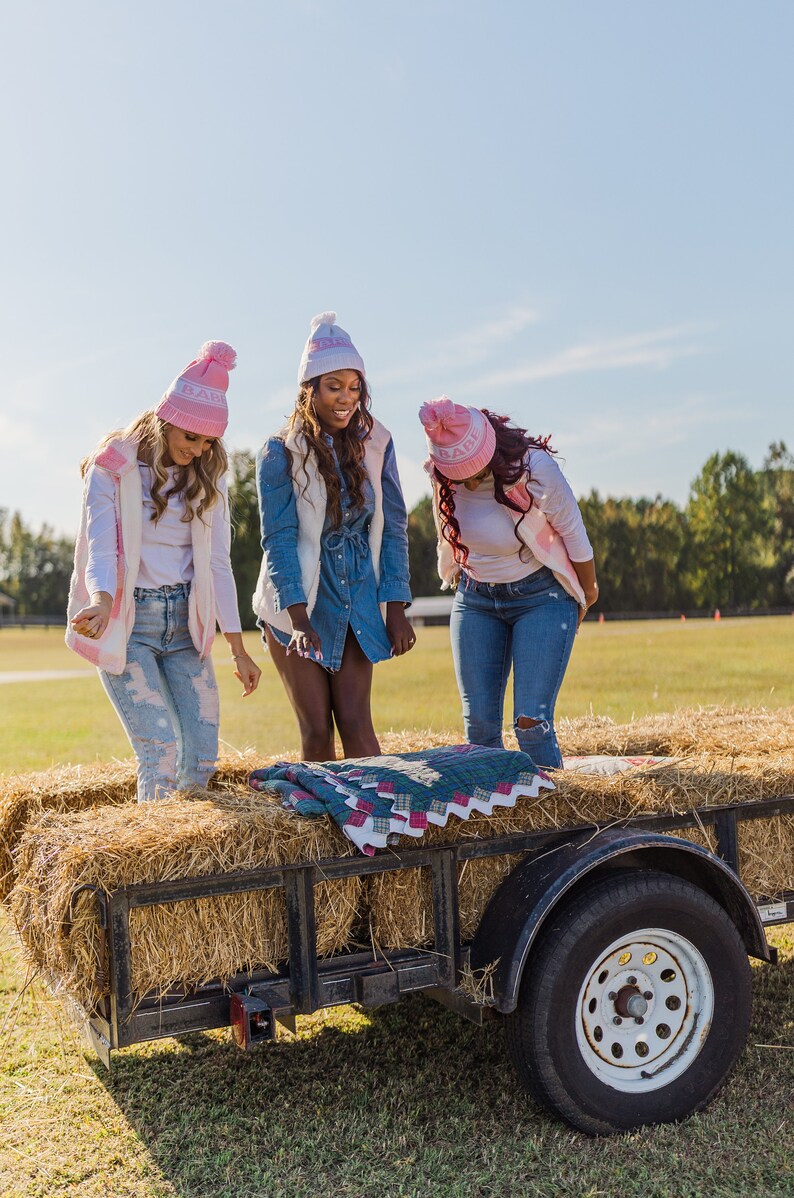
[99,584,219,802]
[450,567,578,770]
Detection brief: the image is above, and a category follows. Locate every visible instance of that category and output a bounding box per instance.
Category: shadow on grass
[87,944,794,1198]
[93,993,537,1196]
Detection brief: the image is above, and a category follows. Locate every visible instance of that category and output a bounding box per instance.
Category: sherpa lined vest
[252,418,391,634]
[433,473,587,606]
[65,437,217,674]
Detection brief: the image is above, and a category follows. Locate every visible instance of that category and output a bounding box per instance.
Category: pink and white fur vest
[253,418,391,634]
[65,437,217,674]
[434,474,587,606]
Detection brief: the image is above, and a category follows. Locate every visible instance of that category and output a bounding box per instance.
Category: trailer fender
[468,826,770,1014]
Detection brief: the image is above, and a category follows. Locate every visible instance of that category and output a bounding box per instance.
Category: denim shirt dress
[256,433,412,672]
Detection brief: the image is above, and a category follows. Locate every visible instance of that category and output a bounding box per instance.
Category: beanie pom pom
[310,311,337,333]
[198,341,237,371]
[419,395,456,433]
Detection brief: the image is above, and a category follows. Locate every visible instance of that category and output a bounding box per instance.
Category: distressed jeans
[99,584,219,802]
[449,567,578,770]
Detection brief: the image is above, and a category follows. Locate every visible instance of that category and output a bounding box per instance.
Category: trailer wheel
[504,869,752,1135]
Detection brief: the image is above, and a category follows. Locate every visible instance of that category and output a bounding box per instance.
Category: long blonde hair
[285,374,373,529]
[82,411,228,523]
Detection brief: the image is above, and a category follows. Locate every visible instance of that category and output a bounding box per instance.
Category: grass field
[2,617,794,1196]
[1,914,792,1198]
[2,615,793,773]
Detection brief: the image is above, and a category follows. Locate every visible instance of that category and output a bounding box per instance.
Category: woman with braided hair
[254,313,414,761]
[420,396,598,770]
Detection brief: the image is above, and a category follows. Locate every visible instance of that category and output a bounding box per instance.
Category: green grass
[1,616,794,773]
[1,913,793,1198]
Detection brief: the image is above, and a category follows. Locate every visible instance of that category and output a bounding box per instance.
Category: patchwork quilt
[249,744,555,855]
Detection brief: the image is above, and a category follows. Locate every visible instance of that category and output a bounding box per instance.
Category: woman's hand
[386,602,416,656]
[224,634,262,695]
[571,559,599,629]
[232,653,261,697]
[70,592,113,640]
[286,605,323,660]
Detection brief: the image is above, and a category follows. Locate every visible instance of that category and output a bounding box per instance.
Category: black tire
[504,869,752,1136]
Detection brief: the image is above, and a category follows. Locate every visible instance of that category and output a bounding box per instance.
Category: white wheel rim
[575,926,714,1093]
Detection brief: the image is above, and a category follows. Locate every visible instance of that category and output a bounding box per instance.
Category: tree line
[2,442,792,626]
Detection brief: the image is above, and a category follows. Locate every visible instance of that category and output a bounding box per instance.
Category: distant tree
[0,509,74,616]
[685,451,771,608]
[227,450,262,631]
[579,492,693,613]
[407,495,441,597]
[761,441,794,605]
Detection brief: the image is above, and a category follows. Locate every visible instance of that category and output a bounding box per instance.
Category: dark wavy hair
[285,373,374,529]
[432,409,554,573]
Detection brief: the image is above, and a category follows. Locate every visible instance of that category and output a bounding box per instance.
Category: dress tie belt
[325,527,370,582]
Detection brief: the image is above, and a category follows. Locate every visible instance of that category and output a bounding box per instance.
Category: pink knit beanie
[419,396,496,481]
[156,341,236,438]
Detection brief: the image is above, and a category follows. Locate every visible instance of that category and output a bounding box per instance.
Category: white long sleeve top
[84,463,242,633]
[452,448,593,584]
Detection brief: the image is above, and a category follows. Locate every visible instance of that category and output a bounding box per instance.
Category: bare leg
[329,629,381,759]
[265,627,336,761]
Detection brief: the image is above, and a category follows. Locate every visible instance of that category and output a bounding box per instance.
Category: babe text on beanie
[298,311,366,383]
[156,341,236,438]
[419,396,496,481]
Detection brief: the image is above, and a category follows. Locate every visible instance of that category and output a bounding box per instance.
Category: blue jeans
[99,584,219,802]
[449,567,578,770]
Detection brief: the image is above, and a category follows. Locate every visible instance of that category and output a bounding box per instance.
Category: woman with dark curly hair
[419,396,598,770]
[254,313,414,761]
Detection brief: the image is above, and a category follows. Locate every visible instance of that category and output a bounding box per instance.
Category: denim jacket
[254,420,412,671]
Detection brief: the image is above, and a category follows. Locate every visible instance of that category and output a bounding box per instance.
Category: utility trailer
[78,794,794,1136]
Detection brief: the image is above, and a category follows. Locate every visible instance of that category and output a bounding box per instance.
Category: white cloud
[557,393,743,468]
[379,305,540,385]
[458,325,704,393]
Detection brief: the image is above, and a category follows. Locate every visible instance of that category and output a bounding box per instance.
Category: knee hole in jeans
[515,714,551,736]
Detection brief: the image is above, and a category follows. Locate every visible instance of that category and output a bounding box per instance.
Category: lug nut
[627,976,637,985]
[613,1016,622,1025]
[608,992,617,1001]
[643,991,653,1000]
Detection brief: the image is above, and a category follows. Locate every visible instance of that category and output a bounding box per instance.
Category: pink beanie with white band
[419,396,497,481]
[298,311,366,383]
[156,341,236,438]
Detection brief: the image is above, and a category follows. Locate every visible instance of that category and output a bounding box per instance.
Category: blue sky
[2,0,792,533]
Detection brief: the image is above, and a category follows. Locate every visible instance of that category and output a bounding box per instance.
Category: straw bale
[0,748,273,901]
[0,732,465,902]
[737,814,794,898]
[558,704,794,759]
[367,753,794,949]
[10,787,358,1011]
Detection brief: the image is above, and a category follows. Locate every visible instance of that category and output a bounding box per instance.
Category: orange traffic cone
[714,608,721,621]
[680,613,686,622]
[598,612,605,624]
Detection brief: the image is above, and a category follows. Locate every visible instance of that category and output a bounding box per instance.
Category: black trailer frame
[81,793,794,1069]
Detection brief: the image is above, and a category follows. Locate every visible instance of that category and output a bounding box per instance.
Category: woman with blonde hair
[67,342,260,802]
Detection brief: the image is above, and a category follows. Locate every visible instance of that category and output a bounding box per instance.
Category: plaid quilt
[249,743,555,856]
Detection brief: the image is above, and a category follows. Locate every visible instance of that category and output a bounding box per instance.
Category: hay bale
[367,753,794,950]
[0,732,466,902]
[0,748,272,901]
[558,704,794,758]
[10,787,358,1011]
